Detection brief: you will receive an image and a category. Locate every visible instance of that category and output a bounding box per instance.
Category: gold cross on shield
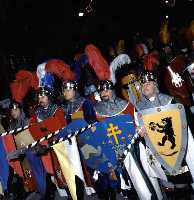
[107,123,122,145]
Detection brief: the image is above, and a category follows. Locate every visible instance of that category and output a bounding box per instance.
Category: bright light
[78,12,84,17]
[165,0,169,3]
[166,15,169,19]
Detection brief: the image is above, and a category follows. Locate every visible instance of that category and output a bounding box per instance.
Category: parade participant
[42,58,97,199]
[135,70,194,198]
[131,33,150,76]
[95,80,134,118]
[7,101,30,199]
[94,80,143,200]
[29,84,67,199]
[109,53,141,105]
[29,62,71,199]
[61,80,96,124]
[61,47,108,197]
[157,19,194,109]
[8,101,28,131]
[72,43,110,103]
[4,70,47,200]
[91,49,150,199]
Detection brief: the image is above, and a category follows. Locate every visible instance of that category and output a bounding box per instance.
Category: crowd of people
[0,19,193,200]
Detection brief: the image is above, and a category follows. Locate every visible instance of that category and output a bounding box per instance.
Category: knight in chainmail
[8,101,29,131]
[1,101,28,200]
[61,80,96,124]
[94,80,130,117]
[61,80,97,199]
[94,80,136,200]
[135,71,173,111]
[31,86,67,200]
[34,87,59,122]
[135,71,194,199]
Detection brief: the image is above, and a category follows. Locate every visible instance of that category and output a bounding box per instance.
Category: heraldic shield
[138,103,187,175]
[79,114,136,173]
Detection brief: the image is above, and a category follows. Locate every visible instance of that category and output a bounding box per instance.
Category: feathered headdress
[38,59,77,94]
[143,51,160,71]
[10,70,38,103]
[159,20,170,46]
[85,44,110,80]
[45,59,75,81]
[37,62,55,90]
[110,54,131,84]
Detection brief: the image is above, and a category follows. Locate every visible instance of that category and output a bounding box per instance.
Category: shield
[78,114,136,173]
[137,103,187,175]
[14,129,35,148]
[29,113,66,140]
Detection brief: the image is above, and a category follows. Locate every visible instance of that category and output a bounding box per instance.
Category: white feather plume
[36,62,47,87]
[110,54,131,84]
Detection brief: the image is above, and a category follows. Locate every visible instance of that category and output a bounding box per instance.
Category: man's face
[10,108,21,119]
[63,89,75,101]
[100,89,113,101]
[38,95,50,108]
[142,81,156,99]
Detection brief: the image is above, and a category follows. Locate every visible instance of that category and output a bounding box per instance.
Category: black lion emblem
[149,117,176,150]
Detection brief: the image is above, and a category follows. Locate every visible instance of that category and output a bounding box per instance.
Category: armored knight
[33,86,64,122]
[94,80,156,200]
[61,80,96,124]
[60,74,97,198]
[8,101,29,131]
[95,80,134,118]
[134,71,194,199]
[4,69,52,200]
[30,62,68,199]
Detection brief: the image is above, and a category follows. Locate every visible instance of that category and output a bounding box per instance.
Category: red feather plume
[10,70,39,103]
[85,44,110,80]
[45,59,75,81]
[144,52,160,71]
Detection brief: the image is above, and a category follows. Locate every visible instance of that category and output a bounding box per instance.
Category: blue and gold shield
[79,114,135,172]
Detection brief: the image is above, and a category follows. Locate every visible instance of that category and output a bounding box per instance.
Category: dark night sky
[0,0,193,99]
[0,0,193,56]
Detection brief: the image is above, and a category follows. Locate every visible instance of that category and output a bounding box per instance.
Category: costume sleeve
[29,114,38,125]
[82,99,97,124]
[53,108,67,127]
[171,98,194,133]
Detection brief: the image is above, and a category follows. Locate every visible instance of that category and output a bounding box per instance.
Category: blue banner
[57,119,88,139]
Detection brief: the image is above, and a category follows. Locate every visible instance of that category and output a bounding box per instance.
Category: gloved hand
[7,148,26,160]
[32,144,49,156]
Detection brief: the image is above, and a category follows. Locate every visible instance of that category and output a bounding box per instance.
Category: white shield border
[138,103,188,175]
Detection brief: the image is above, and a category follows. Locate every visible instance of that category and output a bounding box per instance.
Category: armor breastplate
[136,93,173,111]
[36,104,58,122]
[62,97,85,121]
[95,98,134,121]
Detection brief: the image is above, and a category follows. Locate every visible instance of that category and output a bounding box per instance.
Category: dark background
[0,0,193,55]
[0,0,193,99]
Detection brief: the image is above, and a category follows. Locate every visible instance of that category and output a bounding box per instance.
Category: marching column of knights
[0,19,194,200]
